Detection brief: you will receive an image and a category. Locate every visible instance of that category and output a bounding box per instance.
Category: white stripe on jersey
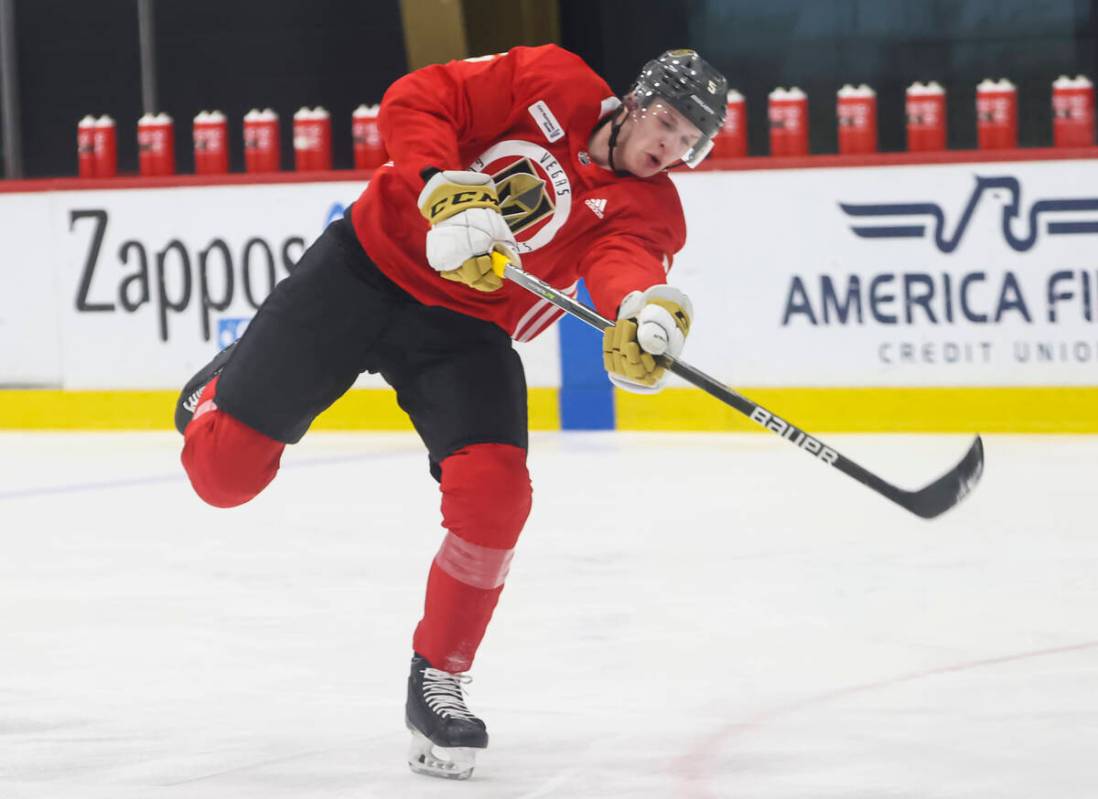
[511,281,578,341]
[515,303,564,343]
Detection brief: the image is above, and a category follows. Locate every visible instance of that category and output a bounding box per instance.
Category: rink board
[1,385,1094,433]
[1,153,1097,432]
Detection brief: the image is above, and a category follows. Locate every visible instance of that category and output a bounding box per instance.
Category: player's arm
[582,235,693,393]
[381,48,544,291]
[390,54,522,291]
[379,46,559,182]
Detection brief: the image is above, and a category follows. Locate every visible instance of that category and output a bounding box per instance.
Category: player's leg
[384,307,530,675]
[375,305,531,779]
[175,212,397,507]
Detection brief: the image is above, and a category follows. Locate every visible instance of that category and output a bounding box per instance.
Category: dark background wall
[560,0,1098,155]
[12,0,407,176]
[558,0,689,91]
[5,0,1098,177]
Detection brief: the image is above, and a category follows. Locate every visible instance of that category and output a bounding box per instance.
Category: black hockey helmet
[628,49,727,167]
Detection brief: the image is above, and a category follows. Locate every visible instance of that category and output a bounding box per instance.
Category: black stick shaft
[500,262,982,519]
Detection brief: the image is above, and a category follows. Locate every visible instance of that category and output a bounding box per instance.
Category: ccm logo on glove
[603,285,693,392]
[423,189,500,223]
[417,170,520,293]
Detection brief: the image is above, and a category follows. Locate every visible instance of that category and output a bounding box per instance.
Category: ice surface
[0,431,1095,798]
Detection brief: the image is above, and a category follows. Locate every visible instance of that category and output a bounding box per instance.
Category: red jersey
[350,45,686,341]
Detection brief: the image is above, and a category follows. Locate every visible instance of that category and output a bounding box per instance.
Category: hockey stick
[490,252,984,519]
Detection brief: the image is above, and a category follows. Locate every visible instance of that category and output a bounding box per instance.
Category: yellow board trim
[614,386,1098,434]
[0,386,1095,433]
[0,387,561,432]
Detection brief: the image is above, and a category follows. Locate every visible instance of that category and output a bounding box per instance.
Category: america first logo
[469,140,572,255]
[782,170,1098,372]
[839,175,1098,252]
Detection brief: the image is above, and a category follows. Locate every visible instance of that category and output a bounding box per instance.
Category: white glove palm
[417,170,520,292]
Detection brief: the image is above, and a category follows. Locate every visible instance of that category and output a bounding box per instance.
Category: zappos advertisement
[2,157,1098,390]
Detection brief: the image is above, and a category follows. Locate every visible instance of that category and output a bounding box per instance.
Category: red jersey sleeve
[378,45,593,185]
[579,178,688,318]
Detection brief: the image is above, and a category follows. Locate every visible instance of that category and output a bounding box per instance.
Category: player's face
[619,99,703,177]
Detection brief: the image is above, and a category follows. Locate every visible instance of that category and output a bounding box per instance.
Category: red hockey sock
[180,376,285,508]
[413,443,532,672]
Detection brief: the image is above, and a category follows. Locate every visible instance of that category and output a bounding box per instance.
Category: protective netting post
[138,0,158,115]
[0,0,22,178]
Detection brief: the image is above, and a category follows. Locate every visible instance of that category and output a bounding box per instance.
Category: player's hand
[417,170,519,292]
[602,285,692,392]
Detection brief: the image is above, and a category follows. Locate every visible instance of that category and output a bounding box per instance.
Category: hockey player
[174,46,726,779]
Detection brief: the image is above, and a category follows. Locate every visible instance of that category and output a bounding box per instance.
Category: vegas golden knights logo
[491,157,555,235]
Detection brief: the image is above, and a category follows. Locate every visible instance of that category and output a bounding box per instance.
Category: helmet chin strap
[606,112,625,174]
[606,106,633,177]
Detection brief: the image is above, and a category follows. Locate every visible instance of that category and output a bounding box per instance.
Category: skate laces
[421,667,476,720]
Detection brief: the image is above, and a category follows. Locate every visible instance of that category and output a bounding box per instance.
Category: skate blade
[407,729,477,780]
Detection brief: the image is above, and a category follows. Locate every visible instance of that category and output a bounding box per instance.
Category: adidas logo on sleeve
[584,197,607,219]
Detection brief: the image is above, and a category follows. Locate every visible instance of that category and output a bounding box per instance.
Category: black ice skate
[174,342,237,434]
[405,653,488,780]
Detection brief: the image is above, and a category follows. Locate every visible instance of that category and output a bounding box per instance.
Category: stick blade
[898,435,985,519]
